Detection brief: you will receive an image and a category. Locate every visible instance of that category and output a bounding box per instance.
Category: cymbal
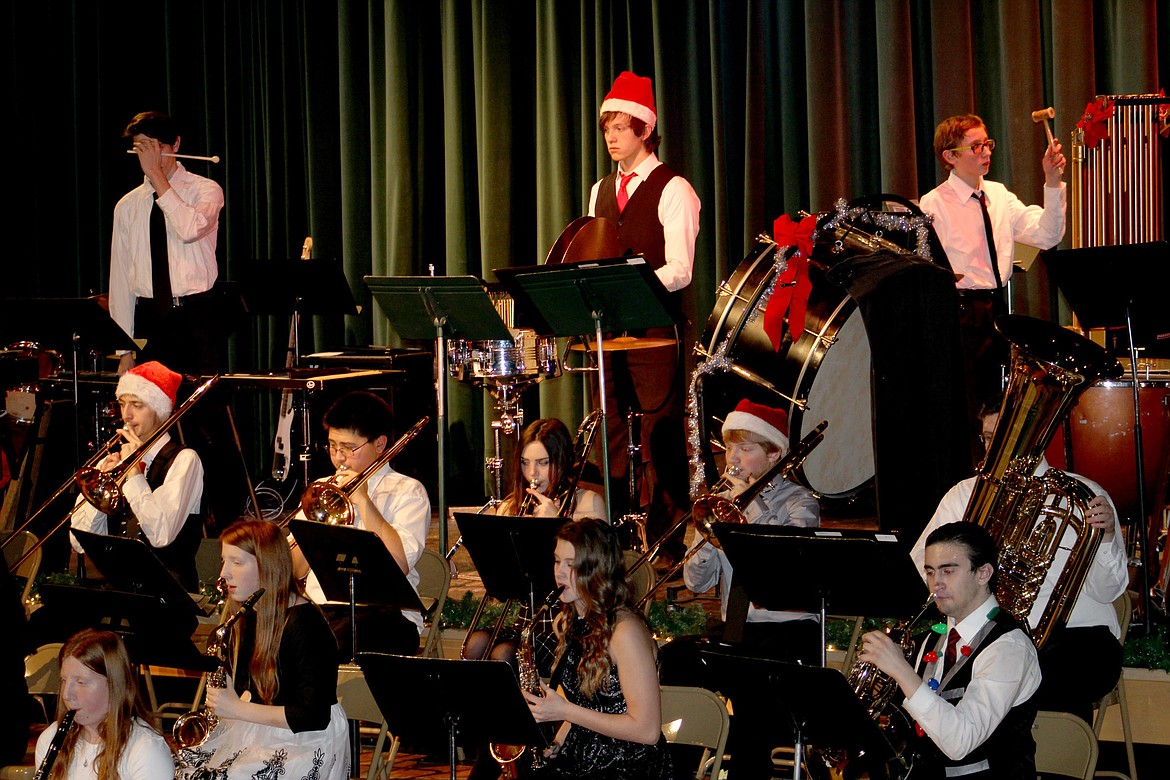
[569,336,677,352]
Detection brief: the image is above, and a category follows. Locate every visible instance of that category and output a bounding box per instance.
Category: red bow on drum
[763,213,817,352]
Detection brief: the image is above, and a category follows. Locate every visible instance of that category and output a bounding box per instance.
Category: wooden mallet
[1031,106,1056,151]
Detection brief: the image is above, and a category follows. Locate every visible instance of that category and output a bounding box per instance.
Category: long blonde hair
[220,519,299,704]
[552,518,636,698]
[50,629,156,780]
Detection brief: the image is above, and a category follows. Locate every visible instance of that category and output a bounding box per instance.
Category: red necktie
[617,171,637,213]
[945,628,961,669]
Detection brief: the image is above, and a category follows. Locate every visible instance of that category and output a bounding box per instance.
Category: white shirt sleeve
[655,175,701,292]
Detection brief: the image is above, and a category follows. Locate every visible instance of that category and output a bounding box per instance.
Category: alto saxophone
[173,586,266,749]
[490,586,565,776]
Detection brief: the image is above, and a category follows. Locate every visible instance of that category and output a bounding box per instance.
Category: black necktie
[150,195,172,303]
[973,191,1003,290]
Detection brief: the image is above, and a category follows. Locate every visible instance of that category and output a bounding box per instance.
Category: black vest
[593,163,678,271]
[910,610,1037,779]
[110,440,204,591]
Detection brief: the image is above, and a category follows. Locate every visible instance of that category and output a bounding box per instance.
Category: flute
[126,150,221,163]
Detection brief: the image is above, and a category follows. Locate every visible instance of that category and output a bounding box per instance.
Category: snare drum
[448,329,560,386]
[697,238,874,503]
[1046,377,1170,522]
[3,341,63,424]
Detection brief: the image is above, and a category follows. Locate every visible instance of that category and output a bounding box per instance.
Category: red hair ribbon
[762,213,817,352]
[1076,97,1115,149]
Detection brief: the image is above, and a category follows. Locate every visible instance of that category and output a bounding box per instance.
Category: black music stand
[454,512,566,606]
[0,296,138,469]
[38,583,213,671]
[239,259,360,485]
[699,649,896,780]
[364,276,513,551]
[357,653,545,780]
[713,525,929,664]
[287,520,424,663]
[72,529,203,616]
[1042,241,1170,633]
[493,258,677,513]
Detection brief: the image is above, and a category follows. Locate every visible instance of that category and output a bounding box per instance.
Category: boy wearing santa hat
[71,361,205,591]
[680,398,821,778]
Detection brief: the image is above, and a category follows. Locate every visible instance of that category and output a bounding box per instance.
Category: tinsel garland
[684,201,934,499]
[819,198,934,262]
[685,242,788,499]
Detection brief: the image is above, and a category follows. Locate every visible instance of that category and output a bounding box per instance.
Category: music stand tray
[38,583,212,671]
[454,512,566,604]
[356,652,545,776]
[72,529,203,618]
[714,524,929,660]
[287,520,423,612]
[364,275,512,342]
[700,649,896,774]
[1041,242,1170,355]
[0,296,139,355]
[492,257,677,337]
[238,258,360,317]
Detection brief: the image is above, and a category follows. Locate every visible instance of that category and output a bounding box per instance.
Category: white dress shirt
[918,171,1064,289]
[295,464,431,632]
[903,594,1041,760]
[587,153,701,292]
[109,162,224,338]
[70,432,204,552]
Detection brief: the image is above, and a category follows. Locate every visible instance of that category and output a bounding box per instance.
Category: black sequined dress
[535,620,672,779]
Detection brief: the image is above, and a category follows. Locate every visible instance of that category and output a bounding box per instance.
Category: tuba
[966,315,1118,646]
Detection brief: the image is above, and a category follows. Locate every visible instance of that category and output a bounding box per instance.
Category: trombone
[4,375,221,574]
[299,416,431,525]
[630,420,828,608]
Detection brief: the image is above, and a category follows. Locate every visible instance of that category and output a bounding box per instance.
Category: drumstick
[1031,107,1056,151]
[126,150,221,163]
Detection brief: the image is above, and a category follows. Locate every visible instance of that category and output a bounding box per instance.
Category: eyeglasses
[951,139,996,155]
[326,440,369,457]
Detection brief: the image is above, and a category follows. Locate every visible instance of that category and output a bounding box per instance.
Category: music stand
[38,583,212,672]
[493,258,677,513]
[357,653,545,780]
[0,296,138,469]
[713,525,929,664]
[1042,241,1170,633]
[699,649,896,780]
[455,511,565,604]
[72,529,203,617]
[364,276,513,551]
[239,259,360,486]
[288,520,424,663]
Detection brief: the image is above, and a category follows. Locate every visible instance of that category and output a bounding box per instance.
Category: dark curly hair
[552,517,637,698]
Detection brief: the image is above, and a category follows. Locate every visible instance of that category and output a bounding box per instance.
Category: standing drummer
[918,114,1066,439]
[586,70,700,550]
[288,391,430,657]
[110,110,225,377]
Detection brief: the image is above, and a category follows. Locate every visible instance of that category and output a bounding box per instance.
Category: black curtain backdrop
[3,0,1168,503]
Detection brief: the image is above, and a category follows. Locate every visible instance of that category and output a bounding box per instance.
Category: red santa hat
[722,399,789,452]
[116,361,182,420]
[600,71,657,129]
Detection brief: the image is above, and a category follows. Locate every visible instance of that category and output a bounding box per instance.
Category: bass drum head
[697,238,875,507]
[792,306,874,498]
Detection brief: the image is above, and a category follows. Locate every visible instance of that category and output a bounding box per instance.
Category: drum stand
[614,410,648,551]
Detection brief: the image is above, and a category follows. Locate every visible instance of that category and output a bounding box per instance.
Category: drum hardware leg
[726,363,807,410]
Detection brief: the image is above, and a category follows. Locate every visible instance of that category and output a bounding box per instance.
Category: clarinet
[33,709,76,780]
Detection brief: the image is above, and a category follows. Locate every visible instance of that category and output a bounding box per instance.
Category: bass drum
[1046,377,1170,525]
[697,238,873,507]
